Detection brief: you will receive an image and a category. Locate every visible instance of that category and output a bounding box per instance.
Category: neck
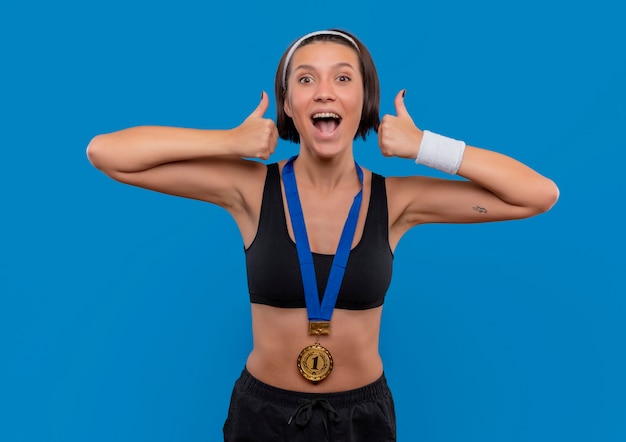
[293,148,358,192]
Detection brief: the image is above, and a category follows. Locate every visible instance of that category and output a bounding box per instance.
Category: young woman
[87,29,559,441]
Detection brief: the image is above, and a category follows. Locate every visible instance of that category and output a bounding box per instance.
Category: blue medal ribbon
[282,156,364,323]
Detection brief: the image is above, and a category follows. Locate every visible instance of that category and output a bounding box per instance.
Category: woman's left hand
[378,90,423,159]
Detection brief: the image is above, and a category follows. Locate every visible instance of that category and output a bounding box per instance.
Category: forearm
[458,146,559,213]
[86,126,236,173]
[411,128,559,213]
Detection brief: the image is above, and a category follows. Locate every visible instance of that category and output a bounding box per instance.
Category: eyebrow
[292,62,356,72]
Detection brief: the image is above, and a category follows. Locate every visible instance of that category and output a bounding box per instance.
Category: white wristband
[415,130,466,174]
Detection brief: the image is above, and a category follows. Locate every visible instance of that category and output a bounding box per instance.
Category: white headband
[281,30,361,90]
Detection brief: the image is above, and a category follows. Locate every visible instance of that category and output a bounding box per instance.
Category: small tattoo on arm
[473,205,488,214]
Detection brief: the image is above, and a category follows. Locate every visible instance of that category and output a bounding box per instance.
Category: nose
[314,78,336,102]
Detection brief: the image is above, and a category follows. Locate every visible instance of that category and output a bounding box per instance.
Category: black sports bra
[245,163,393,310]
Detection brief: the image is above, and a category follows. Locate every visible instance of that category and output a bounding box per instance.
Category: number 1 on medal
[311,356,319,370]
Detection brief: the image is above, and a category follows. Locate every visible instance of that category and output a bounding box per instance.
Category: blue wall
[1,1,624,440]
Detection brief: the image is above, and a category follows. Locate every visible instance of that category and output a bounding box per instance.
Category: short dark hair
[274,29,380,143]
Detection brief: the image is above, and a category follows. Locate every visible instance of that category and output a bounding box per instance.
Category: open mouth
[311,112,342,136]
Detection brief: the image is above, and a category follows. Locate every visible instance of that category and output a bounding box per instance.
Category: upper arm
[386,175,544,229]
[101,156,267,213]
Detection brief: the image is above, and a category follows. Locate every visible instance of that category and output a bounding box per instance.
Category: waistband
[235,367,391,408]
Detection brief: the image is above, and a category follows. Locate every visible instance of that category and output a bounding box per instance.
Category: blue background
[1,0,624,441]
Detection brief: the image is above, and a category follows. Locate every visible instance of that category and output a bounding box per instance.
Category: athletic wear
[223,368,396,442]
[245,163,393,310]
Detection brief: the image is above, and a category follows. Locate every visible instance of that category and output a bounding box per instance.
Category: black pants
[223,368,396,442]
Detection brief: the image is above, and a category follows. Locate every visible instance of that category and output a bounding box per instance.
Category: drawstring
[288,398,340,441]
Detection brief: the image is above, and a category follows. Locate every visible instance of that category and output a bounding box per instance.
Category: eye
[298,75,314,84]
[337,75,351,82]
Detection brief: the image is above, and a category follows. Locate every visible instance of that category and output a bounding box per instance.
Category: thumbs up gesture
[378,90,423,159]
[231,91,279,160]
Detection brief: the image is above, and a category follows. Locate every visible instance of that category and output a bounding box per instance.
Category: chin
[301,138,352,160]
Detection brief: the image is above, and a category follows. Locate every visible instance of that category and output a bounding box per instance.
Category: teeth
[312,112,340,120]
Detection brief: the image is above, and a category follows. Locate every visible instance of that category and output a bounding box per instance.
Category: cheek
[347,96,365,123]
[345,87,364,111]
[287,95,310,122]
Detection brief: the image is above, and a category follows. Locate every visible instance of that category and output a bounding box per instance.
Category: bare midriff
[246,304,384,393]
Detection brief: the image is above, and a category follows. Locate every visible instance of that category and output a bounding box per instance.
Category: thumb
[248,91,270,119]
[394,89,410,118]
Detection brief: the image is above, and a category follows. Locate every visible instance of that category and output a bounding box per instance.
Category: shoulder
[383,174,450,227]
[191,157,270,212]
[381,174,429,199]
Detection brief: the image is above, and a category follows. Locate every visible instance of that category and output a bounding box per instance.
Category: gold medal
[297,321,333,383]
[297,343,333,383]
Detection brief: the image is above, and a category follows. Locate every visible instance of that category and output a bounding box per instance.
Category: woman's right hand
[230,91,279,160]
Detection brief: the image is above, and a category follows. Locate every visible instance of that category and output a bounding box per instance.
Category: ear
[283,91,293,118]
